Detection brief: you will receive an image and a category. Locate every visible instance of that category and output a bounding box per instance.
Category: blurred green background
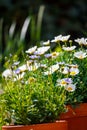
[0,0,87,70]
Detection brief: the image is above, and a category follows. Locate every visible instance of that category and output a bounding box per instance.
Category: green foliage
[0,74,65,125]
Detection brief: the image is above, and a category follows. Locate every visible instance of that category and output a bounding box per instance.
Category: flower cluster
[2,35,87,102]
[1,35,87,125]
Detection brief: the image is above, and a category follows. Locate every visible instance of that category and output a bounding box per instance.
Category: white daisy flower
[25,46,37,54]
[65,84,76,92]
[2,69,13,78]
[61,66,69,74]
[44,64,59,75]
[62,46,76,51]
[60,35,70,42]
[42,40,50,46]
[14,72,25,81]
[74,51,87,59]
[70,67,79,76]
[28,62,40,71]
[75,38,87,46]
[51,35,62,42]
[34,46,50,55]
[18,64,27,72]
[57,78,73,87]
[51,35,70,43]
[57,79,67,86]
[51,52,59,58]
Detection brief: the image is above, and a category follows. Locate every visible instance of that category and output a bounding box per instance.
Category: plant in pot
[0,43,68,130]
[1,34,87,130]
[51,35,87,130]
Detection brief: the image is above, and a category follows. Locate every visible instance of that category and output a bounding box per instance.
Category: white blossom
[65,84,76,92]
[28,62,40,71]
[75,38,87,46]
[57,78,73,87]
[70,67,79,76]
[51,35,70,42]
[42,40,50,45]
[51,52,59,58]
[25,46,37,54]
[2,69,13,78]
[18,64,27,72]
[74,51,87,59]
[34,46,50,55]
[51,35,62,42]
[14,72,25,81]
[62,46,76,51]
[61,66,69,74]
[44,64,59,75]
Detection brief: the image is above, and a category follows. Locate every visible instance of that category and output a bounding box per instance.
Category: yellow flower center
[70,71,76,75]
[67,87,73,91]
[52,52,58,57]
[79,55,83,59]
[61,81,67,85]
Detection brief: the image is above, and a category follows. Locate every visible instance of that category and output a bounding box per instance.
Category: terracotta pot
[60,103,87,130]
[2,120,68,130]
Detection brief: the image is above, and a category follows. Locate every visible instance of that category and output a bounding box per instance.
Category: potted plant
[1,34,87,130]
[51,35,87,130]
[0,42,68,130]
